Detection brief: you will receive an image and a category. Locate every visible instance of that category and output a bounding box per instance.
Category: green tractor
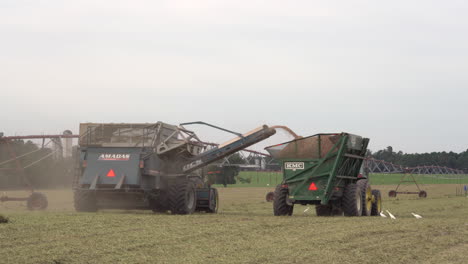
[265,133,382,217]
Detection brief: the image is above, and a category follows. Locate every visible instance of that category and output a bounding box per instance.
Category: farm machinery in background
[73,122,276,214]
[364,159,464,198]
[266,133,382,217]
[0,131,75,210]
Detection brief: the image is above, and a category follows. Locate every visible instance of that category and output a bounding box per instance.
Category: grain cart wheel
[265,192,275,202]
[357,180,372,216]
[315,205,332,216]
[370,190,382,216]
[342,183,363,217]
[273,185,294,216]
[388,190,397,197]
[418,190,427,198]
[168,180,197,215]
[27,192,48,210]
[205,188,219,213]
[74,190,98,212]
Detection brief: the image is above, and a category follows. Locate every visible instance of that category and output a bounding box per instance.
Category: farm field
[0,185,467,264]
[218,171,468,188]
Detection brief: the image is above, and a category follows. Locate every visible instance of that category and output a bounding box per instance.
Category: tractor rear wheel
[74,190,98,212]
[357,180,372,216]
[371,190,382,216]
[205,188,219,213]
[273,185,294,216]
[27,192,48,210]
[168,180,197,215]
[342,183,363,217]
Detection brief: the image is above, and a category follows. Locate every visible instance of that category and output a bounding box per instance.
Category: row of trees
[369,146,468,171]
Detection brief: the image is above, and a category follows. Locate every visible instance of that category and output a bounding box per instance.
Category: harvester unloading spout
[179,122,276,173]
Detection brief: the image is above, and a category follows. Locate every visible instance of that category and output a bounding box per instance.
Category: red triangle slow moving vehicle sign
[107,169,116,177]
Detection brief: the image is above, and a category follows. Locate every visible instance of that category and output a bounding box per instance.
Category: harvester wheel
[27,192,48,210]
[73,190,98,212]
[273,185,293,216]
[265,192,275,202]
[342,183,363,217]
[205,188,219,213]
[418,190,427,198]
[388,190,397,197]
[357,180,372,216]
[168,180,197,215]
[370,190,382,216]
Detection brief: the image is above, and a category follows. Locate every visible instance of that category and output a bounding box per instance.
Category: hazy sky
[1,0,467,153]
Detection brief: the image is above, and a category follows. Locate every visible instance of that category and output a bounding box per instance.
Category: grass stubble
[0,185,467,264]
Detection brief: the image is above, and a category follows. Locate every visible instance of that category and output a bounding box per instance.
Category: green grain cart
[265,133,382,217]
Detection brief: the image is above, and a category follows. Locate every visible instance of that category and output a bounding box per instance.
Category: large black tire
[371,190,382,216]
[357,180,372,216]
[205,188,219,213]
[342,183,363,217]
[168,180,197,215]
[27,192,48,210]
[273,185,294,216]
[74,190,98,212]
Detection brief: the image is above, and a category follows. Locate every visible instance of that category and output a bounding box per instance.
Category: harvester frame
[73,121,275,215]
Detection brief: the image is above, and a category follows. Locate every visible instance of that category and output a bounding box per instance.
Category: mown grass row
[1,187,467,264]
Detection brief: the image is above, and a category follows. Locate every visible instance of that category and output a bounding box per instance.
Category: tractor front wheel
[342,183,363,217]
[168,180,197,215]
[273,185,294,216]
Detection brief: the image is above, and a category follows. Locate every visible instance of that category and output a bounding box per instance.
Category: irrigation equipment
[0,132,75,210]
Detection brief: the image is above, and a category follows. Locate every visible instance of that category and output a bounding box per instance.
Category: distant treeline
[368,146,468,171]
[0,140,74,189]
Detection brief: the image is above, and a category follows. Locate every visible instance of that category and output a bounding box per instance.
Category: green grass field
[1,185,467,264]
[214,171,468,188]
